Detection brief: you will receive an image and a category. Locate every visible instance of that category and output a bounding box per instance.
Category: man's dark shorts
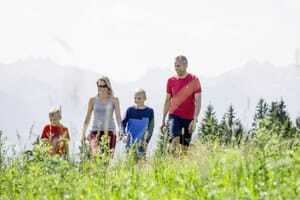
[168,114,193,146]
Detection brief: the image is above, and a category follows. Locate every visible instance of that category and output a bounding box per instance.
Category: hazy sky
[1,0,300,81]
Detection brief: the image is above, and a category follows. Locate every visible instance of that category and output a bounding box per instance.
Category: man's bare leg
[169,136,181,156]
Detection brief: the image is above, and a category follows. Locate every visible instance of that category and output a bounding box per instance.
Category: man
[161,55,202,153]
[41,106,70,156]
[122,88,154,159]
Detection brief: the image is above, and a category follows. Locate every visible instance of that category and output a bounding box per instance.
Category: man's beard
[176,69,185,76]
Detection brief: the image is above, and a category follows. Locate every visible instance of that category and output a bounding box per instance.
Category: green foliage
[0,130,8,169]
[252,98,268,128]
[199,104,219,141]
[267,99,290,125]
[218,104,244,145]
[79,142,91,162]
[296,116,300,131]
[1,127,300,199]
[155,126,169,157]
[232,119,244,146]
[266,99,294,137]
[1,99,300,199]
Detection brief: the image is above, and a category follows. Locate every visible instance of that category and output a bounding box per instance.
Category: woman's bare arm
[81,97,94,143]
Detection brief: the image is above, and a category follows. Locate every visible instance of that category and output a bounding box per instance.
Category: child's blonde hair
[49,105,61,114]
[134,88,147,98]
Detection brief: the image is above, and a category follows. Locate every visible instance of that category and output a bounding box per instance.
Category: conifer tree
[252,98,268,128]
[219,105,235,144]
[233,119,244,146]
[277,99,290,124]
[267,99,293,137]
[199,104,218,140]
[219,105,244,145]
[296,116,300,131]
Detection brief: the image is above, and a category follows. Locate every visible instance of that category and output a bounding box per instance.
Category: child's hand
[121,134,128,144]
[143,141,148,149]
[49,132,54,141]
[118,129,126,142]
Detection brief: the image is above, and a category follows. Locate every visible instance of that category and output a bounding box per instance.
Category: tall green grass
[0,129,300,200]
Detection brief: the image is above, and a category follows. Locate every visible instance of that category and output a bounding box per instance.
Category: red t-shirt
[167,73,201,120]
[41,124,70,140]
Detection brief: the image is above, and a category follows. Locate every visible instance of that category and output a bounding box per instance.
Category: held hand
[49,132,54,141]
[118,129,124,141]
[122,134,128,144]
[143,141,148,149]
[80,134,86,145]
[80,127,87,144]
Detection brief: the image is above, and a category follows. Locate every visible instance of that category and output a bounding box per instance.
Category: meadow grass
[0,130,300,200]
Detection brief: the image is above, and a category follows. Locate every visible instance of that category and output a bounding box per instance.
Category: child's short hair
[49,106,61,116]
[134,88,147,98]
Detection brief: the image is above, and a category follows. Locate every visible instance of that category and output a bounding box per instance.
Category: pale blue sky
[0,0,299,81]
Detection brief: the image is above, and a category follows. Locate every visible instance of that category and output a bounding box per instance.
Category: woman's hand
[80,134,86,145]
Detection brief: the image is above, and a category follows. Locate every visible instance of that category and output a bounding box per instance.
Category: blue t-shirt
[122,106,154,146]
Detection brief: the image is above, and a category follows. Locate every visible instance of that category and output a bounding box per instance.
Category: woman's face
[97,80,109,95]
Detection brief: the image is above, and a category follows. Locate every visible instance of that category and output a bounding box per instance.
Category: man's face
[134,93,146,106]
[49,111,61,124]
[174,60,187,76]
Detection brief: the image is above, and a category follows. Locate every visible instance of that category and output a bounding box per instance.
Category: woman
[81,76,122,157]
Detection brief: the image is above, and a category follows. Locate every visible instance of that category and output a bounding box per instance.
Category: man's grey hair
[175,55,188,64]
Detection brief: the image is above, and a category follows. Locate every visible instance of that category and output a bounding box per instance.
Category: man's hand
[188,120,197,134]
[160,119,167,133]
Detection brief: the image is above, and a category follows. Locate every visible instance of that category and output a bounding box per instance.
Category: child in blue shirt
[122,88,154,158]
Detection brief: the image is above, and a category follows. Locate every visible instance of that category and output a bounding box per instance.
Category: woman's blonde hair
[97,76,114,96]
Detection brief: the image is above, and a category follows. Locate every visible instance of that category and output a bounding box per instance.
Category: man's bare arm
[188,92,201,133]
[194,92,202,122]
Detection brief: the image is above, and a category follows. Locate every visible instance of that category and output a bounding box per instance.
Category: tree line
[198,98,300,146]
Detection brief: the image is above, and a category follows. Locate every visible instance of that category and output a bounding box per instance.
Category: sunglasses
[97,84,108,88]
[135,97,143,100]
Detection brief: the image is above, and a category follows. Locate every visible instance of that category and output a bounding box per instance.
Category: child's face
[134,93,146,106]
[49,111,61,124]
